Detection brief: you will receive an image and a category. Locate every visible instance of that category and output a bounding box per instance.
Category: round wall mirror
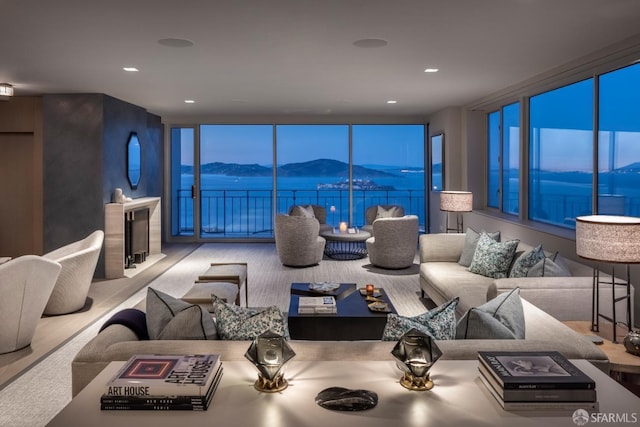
[127,132,141,190]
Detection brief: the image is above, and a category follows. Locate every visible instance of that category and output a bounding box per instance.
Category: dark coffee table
[287,282,397,340]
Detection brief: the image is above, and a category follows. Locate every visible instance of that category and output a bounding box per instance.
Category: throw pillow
[145,288,218,340]
[458,228,501,267]
[99,308,149,340]
[455,287,525,339]
[527,252,572,277]
[211,294,290,340]
[376,205,398,219]
[508,244,545,278]
[468,233,520,279]
[291,205,315,218]
[382,297,459,341]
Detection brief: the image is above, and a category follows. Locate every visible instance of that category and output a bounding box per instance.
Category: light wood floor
[0,243,200,390]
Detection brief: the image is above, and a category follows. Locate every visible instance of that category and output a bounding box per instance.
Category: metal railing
[174,188,426,237]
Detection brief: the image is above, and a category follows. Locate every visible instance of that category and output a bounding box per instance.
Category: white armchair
[366,215,419,269]
[274,215,326,267]
[0,255,62,354]
[43,230,104,315]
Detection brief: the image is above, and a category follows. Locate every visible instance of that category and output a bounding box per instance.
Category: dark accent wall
[42,94,163,277]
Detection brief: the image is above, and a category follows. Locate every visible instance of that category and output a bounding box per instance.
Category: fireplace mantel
[105,197,162,279]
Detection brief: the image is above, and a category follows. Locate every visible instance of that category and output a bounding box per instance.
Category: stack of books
[101,354,223,411]
[298,296,337,314]
[477,351,598,411]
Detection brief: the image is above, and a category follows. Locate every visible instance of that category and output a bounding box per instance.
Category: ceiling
[3,0,640,119]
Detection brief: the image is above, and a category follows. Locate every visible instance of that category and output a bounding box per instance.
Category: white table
[47,360,640,427]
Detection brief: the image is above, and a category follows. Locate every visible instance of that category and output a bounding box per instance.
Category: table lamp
[244,330,296,392]
[440,191,473,233]
[575,215,640,343]
[391,328,442,390]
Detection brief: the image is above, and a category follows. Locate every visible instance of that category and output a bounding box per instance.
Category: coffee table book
[103,354,221,401]
[478,351,596,390]
[298,296,337,314]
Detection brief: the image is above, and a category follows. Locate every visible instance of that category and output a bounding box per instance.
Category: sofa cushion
[211,294,290,340]
[382,297,458,341]
[455,287,525,339]
[468,234,520,279]
[509,244,545,278]
[458,228,501,267]
[146,288,218,340]
[527,253,572,277]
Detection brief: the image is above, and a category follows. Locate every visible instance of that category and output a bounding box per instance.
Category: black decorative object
[315,387,378,411]
[391,327,442,390]
[623,330,640,357]
[127,132,141,190]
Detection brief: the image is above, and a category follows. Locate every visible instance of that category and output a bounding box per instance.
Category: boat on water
[317,179,395,191]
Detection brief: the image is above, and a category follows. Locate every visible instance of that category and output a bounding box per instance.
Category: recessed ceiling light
[184,100,195,104]
[123,67,139,72]
[424,68,439,73]
[387,100,397,104]
[158,38,195,48]
[353,38,388,48]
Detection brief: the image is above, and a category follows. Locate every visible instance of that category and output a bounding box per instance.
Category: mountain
[184,158,398,178]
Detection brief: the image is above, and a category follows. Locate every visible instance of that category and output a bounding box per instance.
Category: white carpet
[0,243,423,427]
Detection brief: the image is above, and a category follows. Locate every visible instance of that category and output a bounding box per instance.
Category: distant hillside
[183,158,397,177]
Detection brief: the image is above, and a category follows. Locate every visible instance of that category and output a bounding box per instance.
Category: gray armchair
[366,215,419,269]
[288,204,333,234]
[275,215,326,267]
[43,230,104,315]
[361,204,405,236]
[0,255,62,354]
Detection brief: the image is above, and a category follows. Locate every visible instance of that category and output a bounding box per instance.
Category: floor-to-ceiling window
[170,127,195,236]
[352,124,425,229]
[275,124,349,224]
[598,62,640,217]
[199,125,274,237]
[169,123,426,239]
[529,79,594,228]
[486,103,519,214]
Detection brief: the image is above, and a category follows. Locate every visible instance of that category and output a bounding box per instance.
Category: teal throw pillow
[468,233,520,279]
[455,287,525,340]
[145,288,218,340]
[527,252,572,277]
[458,228,501,267]
[211,294,290,340]
[382,297,459,341]
[509,244,545,278]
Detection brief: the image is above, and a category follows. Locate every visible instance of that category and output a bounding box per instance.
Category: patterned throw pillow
[382,297,459,341]
[509,244,545,278]
[458,228,501,267]
[145,288,218,340]
[455,287,525,339]
[468,233,520,279]
[211,294,290,340]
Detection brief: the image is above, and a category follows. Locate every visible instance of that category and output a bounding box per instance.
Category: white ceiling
[2,0,640,119]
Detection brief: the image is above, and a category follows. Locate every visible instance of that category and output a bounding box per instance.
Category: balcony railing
[174,188,426,237]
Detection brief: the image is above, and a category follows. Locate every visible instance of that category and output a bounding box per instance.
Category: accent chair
[366,215,419,269]
[274,214,326,267]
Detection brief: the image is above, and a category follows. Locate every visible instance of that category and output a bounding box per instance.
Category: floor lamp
[575,215,640,343]
[440,191,473,233]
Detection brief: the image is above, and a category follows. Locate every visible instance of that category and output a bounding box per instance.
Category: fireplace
[125,208,149,268]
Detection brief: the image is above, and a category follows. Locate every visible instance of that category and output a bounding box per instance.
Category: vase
[623,330,640,357]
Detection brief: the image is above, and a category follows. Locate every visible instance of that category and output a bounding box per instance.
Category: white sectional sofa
[419,232,634,323]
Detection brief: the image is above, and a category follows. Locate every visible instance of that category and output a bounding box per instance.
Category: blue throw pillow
[211,294,290,340]
[382,297,459,341]
[509,244,545,278]
[468,233,520,279]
